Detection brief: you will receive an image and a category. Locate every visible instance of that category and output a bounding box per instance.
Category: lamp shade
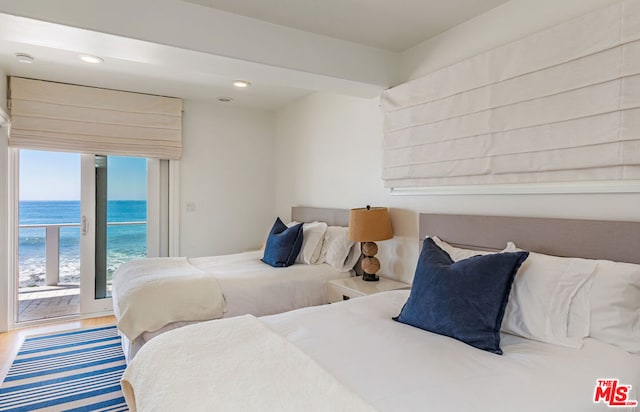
[348,207,393,242]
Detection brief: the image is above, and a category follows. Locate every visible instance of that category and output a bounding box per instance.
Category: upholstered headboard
[291,206,350,227]
[419,214,640,264]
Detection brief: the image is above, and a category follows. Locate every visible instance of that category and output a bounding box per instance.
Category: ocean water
[19,200,146,288]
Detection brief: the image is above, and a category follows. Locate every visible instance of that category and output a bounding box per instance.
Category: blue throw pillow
[262,217,304,267]
[394,238,528,355]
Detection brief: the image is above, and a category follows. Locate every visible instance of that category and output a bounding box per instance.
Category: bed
[121,213,640,411]
[112,206,357,362]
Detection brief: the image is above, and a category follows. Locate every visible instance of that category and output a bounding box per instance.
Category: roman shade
[8,77,183,159]
[381,0,640,189]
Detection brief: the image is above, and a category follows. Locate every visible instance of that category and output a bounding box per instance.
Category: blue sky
[20,150,147,201]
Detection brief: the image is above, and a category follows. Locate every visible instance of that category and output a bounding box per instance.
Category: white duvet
[123,290,640,412]
[112,257,225,343]
[112,250,350,360]
[122,315,375,412]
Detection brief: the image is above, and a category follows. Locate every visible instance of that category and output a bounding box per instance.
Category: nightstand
[328,276,410,303]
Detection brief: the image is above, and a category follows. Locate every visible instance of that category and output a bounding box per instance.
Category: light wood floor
[0,315,116,382]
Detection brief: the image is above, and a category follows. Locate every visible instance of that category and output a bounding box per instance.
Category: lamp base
[362,273,379,282]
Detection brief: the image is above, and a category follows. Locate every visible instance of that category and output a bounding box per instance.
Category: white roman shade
[381,0,640,189]
[8,77,183,159]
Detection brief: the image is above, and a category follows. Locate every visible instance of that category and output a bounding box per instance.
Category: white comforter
[123,291,640,412]
[112,257,224,343]
[112,251,351,360]
[122,315,375,412]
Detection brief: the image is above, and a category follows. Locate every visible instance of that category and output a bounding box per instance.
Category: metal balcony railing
[19,221,146,286]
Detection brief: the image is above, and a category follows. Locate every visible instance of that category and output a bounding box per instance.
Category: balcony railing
[19,221,146,286]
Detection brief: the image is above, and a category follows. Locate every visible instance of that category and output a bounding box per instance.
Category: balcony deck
[18,284,80,322]
[17,220,140,323]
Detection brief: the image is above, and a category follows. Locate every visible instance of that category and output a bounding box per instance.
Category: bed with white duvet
[122,290,639,412]
[112,207,359,361]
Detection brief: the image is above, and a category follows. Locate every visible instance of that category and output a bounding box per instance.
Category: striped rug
[0,325,128,411]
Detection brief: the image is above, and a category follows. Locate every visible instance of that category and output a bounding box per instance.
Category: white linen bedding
[123,290,640,412]
[112,250,350,361]
[122,315,375,412]
[112,257,225,344]
[189,250,347,318]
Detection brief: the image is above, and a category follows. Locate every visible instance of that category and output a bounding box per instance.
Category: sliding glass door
[16,150,150,321]
[80,154,148,313]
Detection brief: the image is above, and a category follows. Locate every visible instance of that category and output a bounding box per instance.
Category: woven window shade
[381,0,640,189]
[8,77,183,159]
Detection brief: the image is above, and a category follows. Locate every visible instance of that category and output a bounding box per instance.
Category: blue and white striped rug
[0,325,128,411]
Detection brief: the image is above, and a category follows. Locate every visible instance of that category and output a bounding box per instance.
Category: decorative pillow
[500,249,597,348]
[288,221,328,264]
[319,226,358,272]
[261,217,303,268]
[394,238,529,355]
[589,259,640,354]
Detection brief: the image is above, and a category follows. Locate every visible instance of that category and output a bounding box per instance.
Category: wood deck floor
[18,284,80,322]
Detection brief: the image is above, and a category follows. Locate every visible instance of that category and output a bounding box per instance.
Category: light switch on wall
[186,202,196,213]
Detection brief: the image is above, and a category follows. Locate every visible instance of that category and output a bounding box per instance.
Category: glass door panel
[81,155,147,312]
[17,150,81,322]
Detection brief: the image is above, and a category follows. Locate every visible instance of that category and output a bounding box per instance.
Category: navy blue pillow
[394,238,528,355]
[261,217,304,267]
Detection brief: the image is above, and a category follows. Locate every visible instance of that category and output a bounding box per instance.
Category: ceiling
[0,0,510,109]
[183,0,509,51]
[0,12,312,110]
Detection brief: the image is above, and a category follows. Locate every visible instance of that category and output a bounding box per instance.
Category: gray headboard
[419,214,640,264]
[291,206,350,227]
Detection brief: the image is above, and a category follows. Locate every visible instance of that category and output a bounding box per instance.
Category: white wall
[275,0,640,284]
[180,100,276,257]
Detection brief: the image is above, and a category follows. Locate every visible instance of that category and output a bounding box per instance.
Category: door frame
[3,146,18,331]
[79,154,108,313]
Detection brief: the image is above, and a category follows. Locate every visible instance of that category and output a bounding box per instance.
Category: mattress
[123,290,640,411]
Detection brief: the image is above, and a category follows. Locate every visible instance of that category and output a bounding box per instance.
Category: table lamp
[348,206,393,281]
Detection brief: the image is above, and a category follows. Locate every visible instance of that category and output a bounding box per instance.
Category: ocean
[19,200,146,288]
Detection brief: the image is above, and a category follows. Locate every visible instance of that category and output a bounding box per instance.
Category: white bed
[112,206,356,361]
[113,250,351,361]
[122,291,640,412]
[121,213,640,411]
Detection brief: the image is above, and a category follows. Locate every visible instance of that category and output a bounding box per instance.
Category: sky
[19,150,147,201]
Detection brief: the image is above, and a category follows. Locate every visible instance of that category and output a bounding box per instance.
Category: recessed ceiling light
[15,53,34,64]
[78,54,104,64]
[218,97,233,103]
[232,80,251,88]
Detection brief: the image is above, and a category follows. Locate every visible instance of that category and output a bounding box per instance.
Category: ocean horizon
[19,200,147,288]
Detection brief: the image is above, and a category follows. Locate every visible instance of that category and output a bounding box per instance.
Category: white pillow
[501,250,597,348]
[319,226,358,272]
[334,242,361,272]
[430,236,516,260]
[589,259,640,354]
[288,221,327,264]
[430,237,595,348]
